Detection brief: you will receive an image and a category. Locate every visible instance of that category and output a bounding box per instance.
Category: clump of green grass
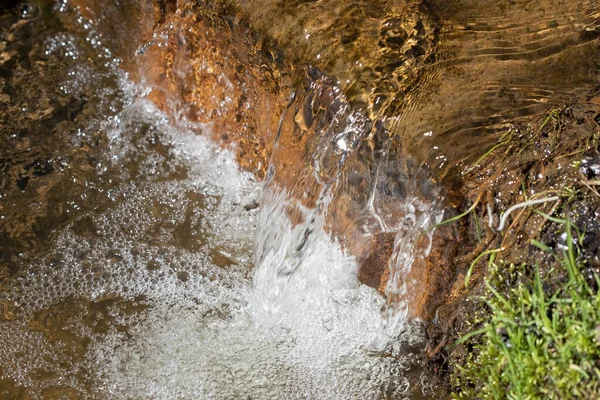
[453,220,600,399]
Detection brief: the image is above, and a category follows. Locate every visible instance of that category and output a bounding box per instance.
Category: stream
[0,2,441,398]
[1,0,599,399]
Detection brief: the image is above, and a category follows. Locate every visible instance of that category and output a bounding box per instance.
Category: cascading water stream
[0,2,446,398]
[2,0,599,397]
[252,66,443,348]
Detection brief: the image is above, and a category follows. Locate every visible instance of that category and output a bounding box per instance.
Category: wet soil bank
[425,90,600,394]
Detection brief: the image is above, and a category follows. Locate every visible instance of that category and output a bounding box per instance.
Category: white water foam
[0,94,421,398]
[0,1,434,395]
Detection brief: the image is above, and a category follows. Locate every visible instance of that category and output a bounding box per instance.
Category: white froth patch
[1,99,417,399]
[87,260,391,399]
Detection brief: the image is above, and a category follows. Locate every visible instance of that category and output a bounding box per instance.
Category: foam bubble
[0,96,422,398]
[0,3,431,396]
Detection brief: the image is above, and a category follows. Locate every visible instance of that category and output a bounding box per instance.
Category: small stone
[243,200,259,211]
[580,147,600,179]
[0,50,16,65]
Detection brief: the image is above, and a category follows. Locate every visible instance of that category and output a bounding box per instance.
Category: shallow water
[237,0,600,176]
[400,0,600,175]
[0,2,442,399]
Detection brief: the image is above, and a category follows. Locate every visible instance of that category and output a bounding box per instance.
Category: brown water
[403,0,600,176]
[238,0,600,174]
[0,0,599,398]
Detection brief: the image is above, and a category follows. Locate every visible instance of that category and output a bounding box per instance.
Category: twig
[487,203,494,230]
[495,196,560,232]
[581,179,600,199]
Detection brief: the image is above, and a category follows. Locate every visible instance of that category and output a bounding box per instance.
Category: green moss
[453,221,600,399]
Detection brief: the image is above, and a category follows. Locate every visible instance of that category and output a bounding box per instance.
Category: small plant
[453,220,600,399]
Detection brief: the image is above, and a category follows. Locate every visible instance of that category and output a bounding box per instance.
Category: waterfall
[0,1,447,398]
[252,66,444,348]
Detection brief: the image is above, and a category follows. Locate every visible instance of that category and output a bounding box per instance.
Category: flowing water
[1,0,599,399]
[0,2,441,399]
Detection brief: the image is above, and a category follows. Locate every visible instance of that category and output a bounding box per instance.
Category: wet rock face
[143,0,291,177]
[74,0,290,178]
[70,0,600,320]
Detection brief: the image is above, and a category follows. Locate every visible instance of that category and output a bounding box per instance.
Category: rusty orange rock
[70,0,460,320]
[74,0,289,179]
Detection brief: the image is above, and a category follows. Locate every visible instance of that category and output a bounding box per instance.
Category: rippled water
[238,0,600,178]
[401,0,600,174]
